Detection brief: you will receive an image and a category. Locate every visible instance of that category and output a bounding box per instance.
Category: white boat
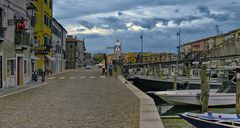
[154,89,235,106]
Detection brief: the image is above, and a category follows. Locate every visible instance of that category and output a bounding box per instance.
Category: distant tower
[114,39,122,59]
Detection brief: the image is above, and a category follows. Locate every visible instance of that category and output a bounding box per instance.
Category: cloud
[197,5,210,14]
[126,23,144,31]
[65,24,112,35]
[53,0,240,53]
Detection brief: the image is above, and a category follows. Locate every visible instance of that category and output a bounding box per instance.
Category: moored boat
[153,80,236,106]
[134,75,222,92]
[179,112,240,128]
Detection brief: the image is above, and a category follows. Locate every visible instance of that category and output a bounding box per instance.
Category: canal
[130,78,235,128]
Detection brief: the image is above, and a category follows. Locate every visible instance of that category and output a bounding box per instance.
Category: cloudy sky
[53,0,240,54]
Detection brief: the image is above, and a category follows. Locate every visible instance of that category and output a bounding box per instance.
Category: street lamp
[176,27,181,61]
[140,30,143,63]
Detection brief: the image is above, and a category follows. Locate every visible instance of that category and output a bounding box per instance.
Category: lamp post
[140,30,143,63]
[177,27,181,61]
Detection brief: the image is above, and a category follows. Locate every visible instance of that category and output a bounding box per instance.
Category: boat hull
[134,75,222,92]
[155,90,235,106]
[179,114,236,128]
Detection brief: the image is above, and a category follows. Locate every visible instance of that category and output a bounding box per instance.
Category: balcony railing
[15,30,30,46]
[34,45,52,54]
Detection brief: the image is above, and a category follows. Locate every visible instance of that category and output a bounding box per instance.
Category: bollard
[200,65,209,113]
[236,68,240,114]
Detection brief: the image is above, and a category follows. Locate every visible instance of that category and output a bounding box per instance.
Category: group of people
[101,60,117,76]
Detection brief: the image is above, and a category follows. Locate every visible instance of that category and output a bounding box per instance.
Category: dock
[0,69,163,128]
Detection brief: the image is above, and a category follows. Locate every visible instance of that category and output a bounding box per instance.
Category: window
[70,44,73,49]
[44,36,51,46]
[44,0,48,5]
[44,15,47,26]
[44,15,51,28]
[49,0,52,9]
[7,60,15,76]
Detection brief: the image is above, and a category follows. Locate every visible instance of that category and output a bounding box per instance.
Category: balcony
[34,45,52,54]
[15,30,31,50]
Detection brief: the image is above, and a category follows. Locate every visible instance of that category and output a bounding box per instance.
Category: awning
[31,55,40,60]
[45,55,56,61]
[15,12,28,20]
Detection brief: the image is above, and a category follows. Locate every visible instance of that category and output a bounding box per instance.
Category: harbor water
[130,78,235,128]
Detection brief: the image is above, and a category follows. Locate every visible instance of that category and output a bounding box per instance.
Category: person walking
[108,63,113,76]
[102,63,106,76]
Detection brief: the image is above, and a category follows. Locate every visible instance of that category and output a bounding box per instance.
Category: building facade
[51,18,67,73]
[0,0,36,88]
[65,36,85,69]
[33,0,53,72]
[84,52,92,66]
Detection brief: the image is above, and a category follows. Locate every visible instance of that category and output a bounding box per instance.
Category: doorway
[17,57,23,86]
[0,56,2,88]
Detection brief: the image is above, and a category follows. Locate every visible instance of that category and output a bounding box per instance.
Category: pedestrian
[108,63,113,76]
[102,63,106,76]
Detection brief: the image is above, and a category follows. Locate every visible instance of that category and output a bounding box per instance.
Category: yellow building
[124,52,137,64]
[33,0,53,72]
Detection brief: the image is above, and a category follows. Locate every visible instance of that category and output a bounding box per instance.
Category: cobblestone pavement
[0,69,139,128]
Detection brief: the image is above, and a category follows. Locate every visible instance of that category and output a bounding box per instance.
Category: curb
[0,82,47,98]
[118,75,164,128]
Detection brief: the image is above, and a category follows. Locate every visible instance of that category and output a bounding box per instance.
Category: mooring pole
[173,64,178,90]
[187,61,191,78]
[236,68,240,114]
[200,65,209,113]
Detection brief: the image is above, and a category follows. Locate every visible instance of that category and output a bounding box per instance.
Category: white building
[52,18,67,73]
[0,0,37,88]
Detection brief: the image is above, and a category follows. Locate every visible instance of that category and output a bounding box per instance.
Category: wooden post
[187,61,191,78]
[236,68,240,114]
[173,65,177,90]
[200,65,209,113]
[173,74,177,90]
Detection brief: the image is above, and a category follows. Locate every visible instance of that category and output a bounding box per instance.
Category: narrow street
[0,69,139,128]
